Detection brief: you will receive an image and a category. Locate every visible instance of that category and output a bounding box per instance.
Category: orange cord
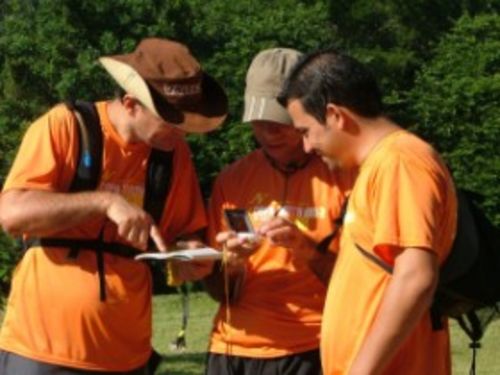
[222,243,233,356]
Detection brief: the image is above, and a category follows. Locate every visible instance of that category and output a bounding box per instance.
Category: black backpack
[353,188,500,374]
[24,100,175,301]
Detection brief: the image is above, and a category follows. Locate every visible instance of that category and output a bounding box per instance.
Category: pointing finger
[150,225,167,252]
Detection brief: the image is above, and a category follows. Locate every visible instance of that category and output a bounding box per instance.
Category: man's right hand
[105,194,167,252]
[0,189,167,252]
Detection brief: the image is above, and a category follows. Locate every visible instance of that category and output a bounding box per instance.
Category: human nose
[303,137,313,154]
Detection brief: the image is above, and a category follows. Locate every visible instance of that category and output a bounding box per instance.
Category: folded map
[134,247,222,262]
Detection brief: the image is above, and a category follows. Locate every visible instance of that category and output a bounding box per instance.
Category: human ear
[122,95,142,116]
[325,103,343,130]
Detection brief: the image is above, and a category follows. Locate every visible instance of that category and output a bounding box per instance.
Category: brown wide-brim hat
[99,38,228,133]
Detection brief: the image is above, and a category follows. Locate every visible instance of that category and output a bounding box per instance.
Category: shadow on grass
[156,352,207,375]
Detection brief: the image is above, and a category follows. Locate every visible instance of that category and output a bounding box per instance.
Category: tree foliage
[409,13,500,224]
[0,0,333,192]
[180,0,334,193]
[0,1,498,303]
[0,235,18,307]
[0,0,333,302]
[328,0,500,121]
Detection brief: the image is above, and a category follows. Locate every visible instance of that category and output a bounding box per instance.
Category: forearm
[349,249,438,374]
[0,189,113,237]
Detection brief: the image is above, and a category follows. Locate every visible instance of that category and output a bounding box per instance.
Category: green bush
[0,234,19,306]
[1,1,498,307]
[409,13,500,224]
[0,0,333,304]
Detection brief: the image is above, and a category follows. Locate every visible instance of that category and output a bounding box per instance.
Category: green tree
[0,0,333,304]
[409,13,500,223]
[328,0,500,122]
[1,0,497,306]
[0,0,332,193]
[180,0,334,194]
[0,235,18,307]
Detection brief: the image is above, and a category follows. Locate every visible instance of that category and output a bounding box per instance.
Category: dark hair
[114,86,126,99]
[278,49,383,123]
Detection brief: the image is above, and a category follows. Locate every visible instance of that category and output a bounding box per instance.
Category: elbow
[0,208,22,236]
[396,265,439,309]
[0,193,24,236]
[394,249,440,308]
[421,275,439,307]
[413,269,439,308]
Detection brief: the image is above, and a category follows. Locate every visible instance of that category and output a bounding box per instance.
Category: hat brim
[242,94,292,125]
[99,56,227,133]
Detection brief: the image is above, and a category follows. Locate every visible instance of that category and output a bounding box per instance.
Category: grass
[153,292,500,375]
[450,317,500,375]
[152,292,218,375]
[2,292,500,374]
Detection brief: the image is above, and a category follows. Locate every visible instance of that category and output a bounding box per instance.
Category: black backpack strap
[65,100,103,191]
[457,311,483,375]
[24,238,142,259]
[25,236,140,301]
[316,197,349,254]
[355,243,394,273]
[143,148,174,224]
[66,101,108,301]
[141,148,175,307]
[25,101,108,300]
[26,102,175,301]
[143,148,174,252]
[95,228,107,301]
[23,236,142,302]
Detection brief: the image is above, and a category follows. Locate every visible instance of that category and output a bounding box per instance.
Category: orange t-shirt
[207,149,354,358]
[0,102,207,371]
[321,131,457,375]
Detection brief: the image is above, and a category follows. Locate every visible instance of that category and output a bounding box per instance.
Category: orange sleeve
[160,138,207,243]
[371,155,449,263]
[3,105,78,193]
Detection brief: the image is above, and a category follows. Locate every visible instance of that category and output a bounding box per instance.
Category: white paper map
[134,247,222,262]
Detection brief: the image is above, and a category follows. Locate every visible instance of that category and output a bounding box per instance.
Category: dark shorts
[0,350,150,375]
[205,349,323,375]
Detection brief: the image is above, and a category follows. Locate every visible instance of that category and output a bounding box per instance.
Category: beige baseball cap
[243,48,302,125]
[99,38,228,133]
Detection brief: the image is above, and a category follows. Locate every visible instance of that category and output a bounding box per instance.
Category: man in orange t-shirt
[280,50,457,375]
[0,38,227,374]
[203,48,353,375]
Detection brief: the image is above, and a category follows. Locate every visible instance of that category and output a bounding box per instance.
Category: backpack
[24,100,175,301]
[15,100,177,374]
[353,188,500,374]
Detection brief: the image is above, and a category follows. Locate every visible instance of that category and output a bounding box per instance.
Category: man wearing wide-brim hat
[0,38,227,374]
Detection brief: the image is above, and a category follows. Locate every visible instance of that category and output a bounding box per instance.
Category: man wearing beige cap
[0,38,227,374]
[203,48,353,375]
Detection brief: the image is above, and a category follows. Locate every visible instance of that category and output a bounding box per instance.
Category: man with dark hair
[280,50,457,375]
[203,48,353,375]
[0,38,227,374]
